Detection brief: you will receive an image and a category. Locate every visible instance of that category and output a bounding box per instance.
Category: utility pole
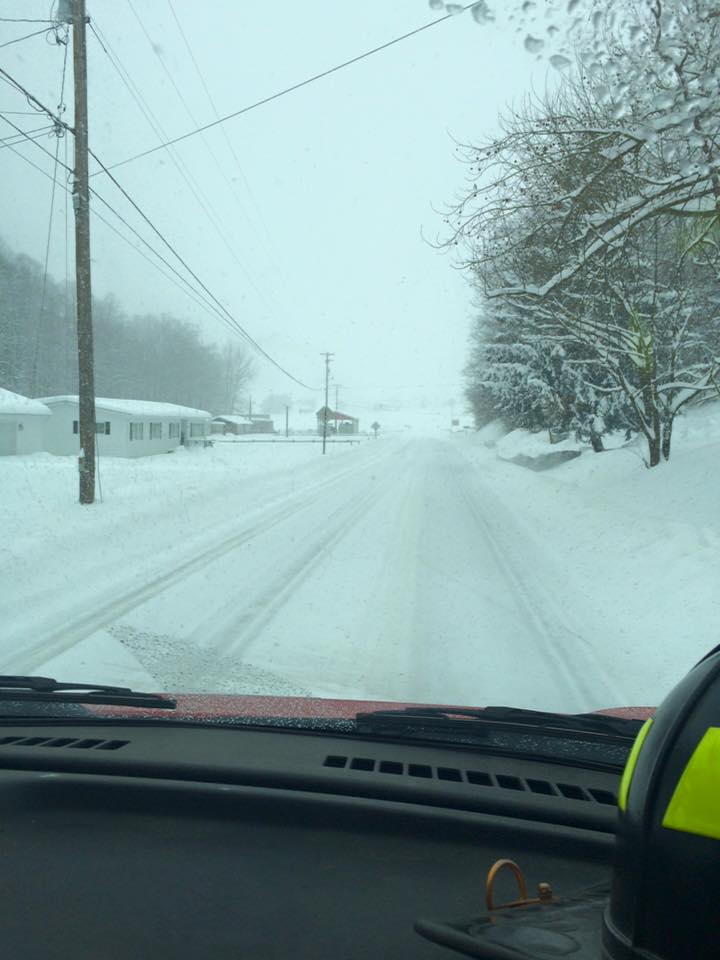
[68,0,96,504]
[285,404,289,438]
[321,352,334,455]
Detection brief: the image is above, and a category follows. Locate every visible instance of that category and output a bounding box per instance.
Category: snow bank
[470,419,510,447]
[458,404,720,707]
[497,428,583,459]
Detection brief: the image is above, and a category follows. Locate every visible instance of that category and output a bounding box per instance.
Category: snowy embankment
[1,440,366,684]
[459,405,720,704]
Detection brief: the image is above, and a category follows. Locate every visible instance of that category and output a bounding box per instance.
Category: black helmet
[415,646,720,959]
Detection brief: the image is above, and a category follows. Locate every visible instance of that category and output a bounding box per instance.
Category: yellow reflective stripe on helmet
[618,718,653,812]
[662,727,720,840]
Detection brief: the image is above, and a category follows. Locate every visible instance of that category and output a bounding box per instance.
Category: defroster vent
[0,735,129,751]
[322,755,617,806]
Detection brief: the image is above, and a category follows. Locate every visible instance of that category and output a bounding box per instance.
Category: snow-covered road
[3,436,633,712]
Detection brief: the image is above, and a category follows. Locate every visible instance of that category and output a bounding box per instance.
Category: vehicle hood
[89,693,655,723]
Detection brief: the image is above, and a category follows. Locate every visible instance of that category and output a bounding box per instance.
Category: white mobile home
[0,388,51,456]
[39,396,211,458]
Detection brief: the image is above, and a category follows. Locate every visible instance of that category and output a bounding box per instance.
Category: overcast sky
[1,1,552,409]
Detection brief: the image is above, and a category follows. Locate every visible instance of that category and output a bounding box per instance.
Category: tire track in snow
[198,459,408,662]
[3,442,402,675]
[453,460,623,710]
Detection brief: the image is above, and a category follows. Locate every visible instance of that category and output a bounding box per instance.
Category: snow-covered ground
[2,405,717,712]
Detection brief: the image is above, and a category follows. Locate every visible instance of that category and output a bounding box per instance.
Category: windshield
[1,1,717,729]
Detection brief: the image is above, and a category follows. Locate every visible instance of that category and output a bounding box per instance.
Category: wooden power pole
[70,0,96,504]
[321,352,334,455]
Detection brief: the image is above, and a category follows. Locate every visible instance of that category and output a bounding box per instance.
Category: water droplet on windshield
[471,0,495,24]
[524,35,545,53]
[549,54,572,69]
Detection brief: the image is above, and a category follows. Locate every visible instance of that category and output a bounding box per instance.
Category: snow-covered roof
[0,388,51,416]
[39,396,211,419]
[213,414,254,425]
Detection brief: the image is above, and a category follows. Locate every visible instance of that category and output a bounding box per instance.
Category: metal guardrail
[211,437,365,445]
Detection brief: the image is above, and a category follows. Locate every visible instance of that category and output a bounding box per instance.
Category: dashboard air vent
[0,735,129,751]
[322,755,617,806]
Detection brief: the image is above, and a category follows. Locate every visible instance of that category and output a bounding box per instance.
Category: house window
[168,422,180,439]
[129,422,144,441]
[189,422,205,437]
[149,422,162,439]
[75,420,110,435]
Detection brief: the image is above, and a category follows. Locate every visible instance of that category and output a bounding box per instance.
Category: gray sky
[1,1,548,408]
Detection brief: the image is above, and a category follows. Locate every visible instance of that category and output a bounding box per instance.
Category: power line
[0,112,239,319]
[0,66,74,132]
[0,27,52,48]
[0,118,269,346]
[102,2,478,173]
[3,136,228,323]
[0,17,55,23]
[31,132,61,392]
[88,144,316,389]
[126,0,249,210]
[0,94,316,389]
[64,130,70,347]
[0,124,55,147]
[89,18,288,325]
[32,35,70,393]
[166,0,285,268]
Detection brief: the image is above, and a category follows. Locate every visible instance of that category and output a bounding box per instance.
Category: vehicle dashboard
[0,721,619,958]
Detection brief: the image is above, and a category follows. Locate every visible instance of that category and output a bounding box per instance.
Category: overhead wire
[63,128,70,355]
[4,138,226,322]
[0,27,53,48]
[165,0,284,267]
[32,29,69,392]
[0,102,316,388]
[0,124,55,147]
[89,18,289,326]
[126,0,256,223]
[88,145,317,389]
[102,2,479,173]
[0,117,257,337]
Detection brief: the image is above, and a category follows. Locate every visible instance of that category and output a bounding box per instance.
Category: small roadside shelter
[316,406,360,436]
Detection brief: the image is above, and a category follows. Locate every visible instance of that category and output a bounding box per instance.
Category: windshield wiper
[0,676,176,711]
[355,705,642,742]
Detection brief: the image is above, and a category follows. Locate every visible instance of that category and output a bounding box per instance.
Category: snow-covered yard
[1,406,717,711]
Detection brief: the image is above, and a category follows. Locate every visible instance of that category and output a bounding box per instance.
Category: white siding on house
[0,389,51,456]
[39,397,211,458]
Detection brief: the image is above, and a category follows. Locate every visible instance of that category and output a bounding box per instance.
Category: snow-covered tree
[451,0,720,466]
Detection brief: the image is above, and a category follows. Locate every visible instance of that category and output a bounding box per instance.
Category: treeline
[454,0,720,466]
[0,239,252,413]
